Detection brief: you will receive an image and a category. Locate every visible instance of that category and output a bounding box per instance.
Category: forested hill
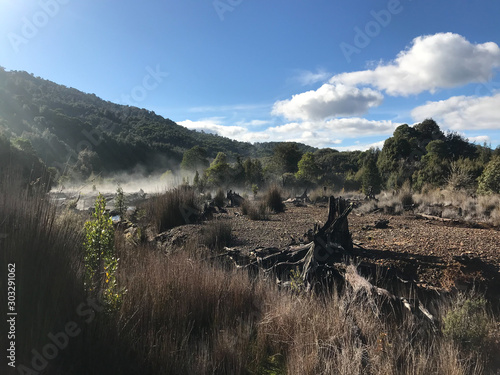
[0,68,314,176]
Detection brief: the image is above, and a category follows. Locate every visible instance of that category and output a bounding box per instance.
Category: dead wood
[217,195,438,325]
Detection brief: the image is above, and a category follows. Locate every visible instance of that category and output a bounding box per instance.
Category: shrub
[202,220,232,252]
[145,186,199,233]
[241,200,269,220]
[214,188,225,207]
[400,191,414,207]
[114,186,127,216]
[84,193,124,310]
[265,185,285,213]
[478,156,500,194]
[443,297,490,350]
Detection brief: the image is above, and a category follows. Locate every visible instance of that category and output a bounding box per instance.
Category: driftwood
[219,195,437,326]
[415,213,457,223]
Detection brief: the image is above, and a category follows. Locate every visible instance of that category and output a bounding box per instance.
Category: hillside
[0,68,314,178]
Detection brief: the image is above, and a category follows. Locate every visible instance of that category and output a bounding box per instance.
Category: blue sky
[1,0,500,150]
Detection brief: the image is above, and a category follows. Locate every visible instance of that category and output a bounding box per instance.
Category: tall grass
[4,171,499,374]
[265,185,285,213]
[145,186,199,233]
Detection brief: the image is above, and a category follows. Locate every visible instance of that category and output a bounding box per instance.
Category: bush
[478,156,500,194]
[114,186,128,216]
[202,220,232,252]
[443,297,490,350]
[214,188,225,207]
[264,185,285,213]
[146,186,199,233]
[84,194,124,310]
[241,200,269,220]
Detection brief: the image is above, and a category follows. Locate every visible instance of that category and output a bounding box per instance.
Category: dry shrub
[265,185,285,213]
[255,271,488,375]
[414,188,500,225]
[241,200,270,220]
[214,188,225,207]
[145,186,199,233]
[201,219,232,252]
[117,246,268,374]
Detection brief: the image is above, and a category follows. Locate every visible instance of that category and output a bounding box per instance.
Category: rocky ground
[210,202,500,298]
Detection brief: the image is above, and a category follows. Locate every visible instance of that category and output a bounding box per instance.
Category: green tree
[295,152,320,183]
[360,149,382,195]
[84,194,123,310]
[413,140,450,190]
[206,152,230,187]
[114,186,127,216]
[272,142,303,174]
[243,158,264,186]
[180,145,209,171]
[478,156,500,194]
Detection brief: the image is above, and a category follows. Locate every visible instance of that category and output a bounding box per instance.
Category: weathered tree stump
[218,195,437,326]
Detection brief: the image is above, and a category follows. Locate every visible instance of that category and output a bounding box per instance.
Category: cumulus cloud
[332,33,500,96]
[178,119,247,138]
[179,117,397,148]
[272,83,383,121]
[411,92,500,130]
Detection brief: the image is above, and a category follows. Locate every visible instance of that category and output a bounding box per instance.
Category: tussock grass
[414,188,500,224]
[264,185,285,213]
[241,200,270,220]
[5,170,499,374]
[201,219,232,252]
[145,185,199,233]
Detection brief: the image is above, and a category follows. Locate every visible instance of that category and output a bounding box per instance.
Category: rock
[374,219,389,229]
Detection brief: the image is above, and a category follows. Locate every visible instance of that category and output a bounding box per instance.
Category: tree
[360,149,382,195]
[478,156,500,194]
[414,118,444,145]
[413,140,450,190]
[205,152,230,187]
[295,152,320,183]
[114,186,127,216]
[272,142,303,174]
[75,149,101,180]
[180,145,209,171]
[243,158,264,186]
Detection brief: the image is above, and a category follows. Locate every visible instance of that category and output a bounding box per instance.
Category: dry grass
[264,185,285,213]
[4,171,499,374]
[201,219,232,252]
[241,200,270,220]
[413,188,500,225]
[144,185,199,233]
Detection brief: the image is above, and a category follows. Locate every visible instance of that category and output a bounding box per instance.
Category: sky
[1,0,500,150]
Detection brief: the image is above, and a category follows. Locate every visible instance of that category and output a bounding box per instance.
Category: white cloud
[235,119,270,127]
[178,117,397,148]
[293,69,331,86]
[335,140,385,152]
[468,135,491,144]
[254,118,396,148]
[272,83,383,121]
[411,92,500,130]
[178,119,247,138]
[332,33,500,96]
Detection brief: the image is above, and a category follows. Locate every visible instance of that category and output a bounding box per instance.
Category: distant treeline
[1,68,499,194]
